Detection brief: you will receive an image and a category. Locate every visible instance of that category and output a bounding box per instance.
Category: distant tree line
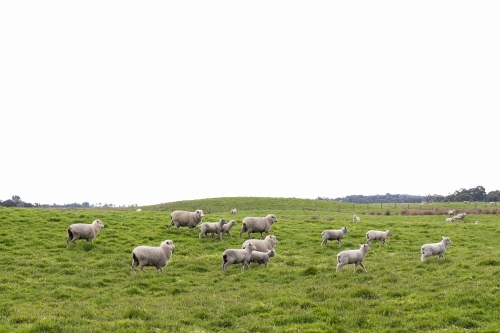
[320,185,500,204]
[0,195,138,208]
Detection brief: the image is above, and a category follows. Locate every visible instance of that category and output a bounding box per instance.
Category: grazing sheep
[474,221,478,225]
[131,240,175,274]
[168,209,204,231]
[222,242,257,273]
[239,214,277,238]
[421,236,452,262]
[321,227,349,247]
[457,213,466,220]
[336,243,371,273]
[447,209,455,215]
[198,218,227,240]
[445,217,455,223]
[242,235,279,252]
[66,219,105,247]
[231,208,237,215]
[250,249,275,268]
[365,230,393,247]
[352,215,360,222]
[490,202,497,206]
[219,220,237,238]
[464,201,470,204]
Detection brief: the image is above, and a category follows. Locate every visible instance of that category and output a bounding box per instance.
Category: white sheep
[131,240,175,274]
[219,220,237,238]
[456,213,466,220]
[239,214,277,238]
[321,227,349,247]
[464,201,470,204]
[66,219,105,247]
[136,208,142,212]
[198,218,227,240]
[231,208,237,215]
[242,235,279,252]
[168,209,204,231]
[352,215,360,222]
[421,236,452,262]
[490,202,497,206]
[222,242,257,273]
[447,209,455,215]
[336,243,371,273]
[445,217,455,223]
[365,230,393,247]
[250,249,275,268]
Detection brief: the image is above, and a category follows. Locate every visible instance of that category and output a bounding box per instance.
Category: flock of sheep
[65,209,454,275]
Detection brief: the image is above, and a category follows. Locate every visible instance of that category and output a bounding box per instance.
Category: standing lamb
[250,249,275,268]
[352,215,361,222]
[222,242,257,273]
[231,208,237,215]
[336,243,371,273]
[421,236,452,262]
[198,218,227,240]
[365,230,393,247]
[219,220,237,238]
[66,219,105,247]
[239,214,277,238]
[131,240,175,274]
[168,209,204,231]
[445,217,455,223]
[321,227,349,247]
[242,235,279,252]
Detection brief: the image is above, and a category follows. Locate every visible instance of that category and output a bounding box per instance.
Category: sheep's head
[93,219,105,229]
[196,210,204,218]
[267,214,277,223]
[162,240,175,251]
[360,244,370,252]
[342,227,349,233]
[243,242,257,251]
[442,236,452,247]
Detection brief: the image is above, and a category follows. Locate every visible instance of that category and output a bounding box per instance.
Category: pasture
[1,197,500,332]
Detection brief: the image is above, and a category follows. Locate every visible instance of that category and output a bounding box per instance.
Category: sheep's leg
[338,240,342,247]
[140,266,147,273]
[359,261,367,273]
[336,262,345,272]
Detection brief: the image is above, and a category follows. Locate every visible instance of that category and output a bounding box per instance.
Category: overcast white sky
[1,1,499,206]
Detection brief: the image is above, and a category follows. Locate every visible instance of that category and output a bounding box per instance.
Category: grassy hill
[1,197,499,332]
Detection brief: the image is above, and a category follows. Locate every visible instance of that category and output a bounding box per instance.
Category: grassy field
[1,197,500,332]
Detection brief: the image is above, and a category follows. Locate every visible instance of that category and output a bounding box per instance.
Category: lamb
[365,230,393,247]
[168,209,204,231]
[198,218,227,240]
[336,243,371,273]
[447,209,455,215]
[445,217,455,223]
[352,215,360,222]
[239,214,277,238]
[456,213,466,220]
[219,220,237,238]
[321,227,349,247]
[222,242,257,273]
[242,235,279,252]
[421,236,452,262]
[249,249,275,268]
[231,208,237,215]
[131,240,175,274]
[66,219,105,247]
[136,208,142,212]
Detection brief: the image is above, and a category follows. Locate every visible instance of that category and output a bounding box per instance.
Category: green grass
[1,198,500,332]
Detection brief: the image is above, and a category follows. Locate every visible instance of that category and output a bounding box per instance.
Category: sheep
[239,214,277,238]
[242,235,279,252]
[445,217,455,223]
[168,209,204,231]
[136,208,142,212]
[421,236,452,262]
[66,219,105,247]
[464,201,470,204]
[321,227,349,247]
[457,212,466,220]
[447,209,455,215]
[219,220,237,238]
[490,202,497,206]
[365,230,393,247]
[222,242,257,273]
[131,240,175,274]
[352,215,360,222]
[336,243,371,273]
[474,221,478,225]
[198,218,227,240]
[231,208,237,215]
[249,249,275,268]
